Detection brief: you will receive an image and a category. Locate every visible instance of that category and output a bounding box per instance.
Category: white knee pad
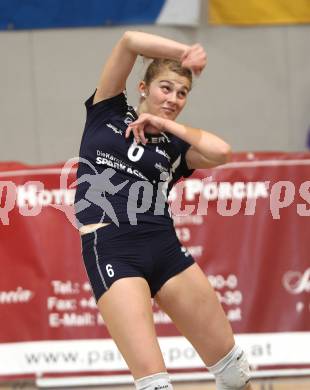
[207,345,251,390]
[135,372,173,390]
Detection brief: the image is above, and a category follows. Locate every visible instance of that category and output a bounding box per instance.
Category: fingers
[138,128,148,145]
[181,46,191,63]
[181,43,207,76]
[125,113,164,143]
[125,123,147,145]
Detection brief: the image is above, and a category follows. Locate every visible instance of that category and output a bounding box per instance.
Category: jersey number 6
[106,264,114,277]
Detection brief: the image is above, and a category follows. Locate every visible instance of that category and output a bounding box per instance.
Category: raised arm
[93,31,190,104]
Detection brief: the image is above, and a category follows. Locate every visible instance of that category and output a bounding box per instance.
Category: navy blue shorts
[81,222,195,301]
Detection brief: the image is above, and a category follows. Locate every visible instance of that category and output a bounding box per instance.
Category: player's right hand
[181,44,207,76]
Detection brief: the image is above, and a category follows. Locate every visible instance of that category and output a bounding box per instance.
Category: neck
[138,100,148,115]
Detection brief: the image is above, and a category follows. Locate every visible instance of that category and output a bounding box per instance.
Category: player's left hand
[125,113,165,144]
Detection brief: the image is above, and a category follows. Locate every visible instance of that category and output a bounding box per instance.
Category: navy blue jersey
[74,91,194,227]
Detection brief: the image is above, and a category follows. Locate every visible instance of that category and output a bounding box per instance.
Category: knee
[135,372,173,390]
[207,345,251,390]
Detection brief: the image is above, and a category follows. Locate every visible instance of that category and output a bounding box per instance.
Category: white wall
[1,19,309,165]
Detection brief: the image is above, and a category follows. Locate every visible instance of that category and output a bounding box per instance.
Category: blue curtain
[0,0,165,30]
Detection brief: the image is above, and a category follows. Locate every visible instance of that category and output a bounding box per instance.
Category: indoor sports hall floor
[1,377,310,389]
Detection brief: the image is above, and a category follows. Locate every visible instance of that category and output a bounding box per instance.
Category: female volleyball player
[74,31,252,390]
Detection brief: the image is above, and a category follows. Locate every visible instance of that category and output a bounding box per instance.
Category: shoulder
[168,134,194,178]
[85,90,128,115]
[169,133,191,154]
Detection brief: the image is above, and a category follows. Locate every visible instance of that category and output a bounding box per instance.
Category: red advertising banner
[0,153,309,381]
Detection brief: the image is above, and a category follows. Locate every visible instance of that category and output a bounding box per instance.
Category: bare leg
[155,263,253,389]
[97,277,166,379]
[155,263,234,366]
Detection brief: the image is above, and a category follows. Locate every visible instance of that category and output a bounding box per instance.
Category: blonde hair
[143,59,192,90]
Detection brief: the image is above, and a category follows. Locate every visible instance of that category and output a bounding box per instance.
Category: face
[140,69,191,121]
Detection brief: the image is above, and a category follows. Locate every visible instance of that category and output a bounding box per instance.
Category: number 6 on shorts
[106,264,114,277]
